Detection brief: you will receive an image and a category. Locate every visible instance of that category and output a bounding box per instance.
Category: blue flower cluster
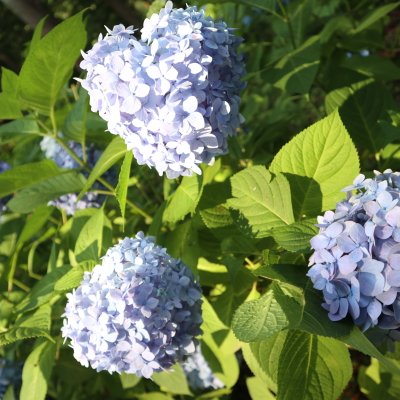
[182,346,223,391]
[62,232,203,378]
[79,1,245,179]
[308,170,400,334]
[0,161,11,213]
[0,359,22,399]
[40,136,103,215]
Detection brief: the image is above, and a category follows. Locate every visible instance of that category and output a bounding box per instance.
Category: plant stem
[12,279,30,292]
[50,107,57,135]
[49,136,152,221]
[277,0,297,49]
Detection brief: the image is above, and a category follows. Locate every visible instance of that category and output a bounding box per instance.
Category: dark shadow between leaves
[281,173,323,220]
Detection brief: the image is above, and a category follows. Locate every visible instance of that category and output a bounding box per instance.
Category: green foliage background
[0,0,400,399]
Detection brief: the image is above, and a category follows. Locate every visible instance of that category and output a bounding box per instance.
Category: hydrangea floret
[79,1,246,178]
[40,136,102,215]
[308,170,400,336]
[62,232,203,378]
[182,345,223,391]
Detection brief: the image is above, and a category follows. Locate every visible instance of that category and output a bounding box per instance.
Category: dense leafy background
[0,0,400,399]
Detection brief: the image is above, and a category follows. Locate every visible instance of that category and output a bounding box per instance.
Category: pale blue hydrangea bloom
[62,232,203,378]
[79,1,245,179]
[40,136,102,215]
[308,170,400,336]
[182,346,223,391]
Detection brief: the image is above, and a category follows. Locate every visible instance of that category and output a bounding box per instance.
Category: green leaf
[54,262,94,292]
[120,373,141,390]
[79,136,127,196]
[152,364,191,395]
[243,343,277,393]
[254,264,308,289]
[27,16,46,56]
[115,151,133,220]
[164,220,199,270]
[15,266,71,313]
[74,208,105,262]
[8,171,85,213]
[18,11,87,115]
[277,331,352,400]
[202,158,222,185]
[298,283,352,338]
[62,90,88,142]
[202,298,228,337]
[0,118,40,137]
[3,386,15,400]
[197,0,276,12]
[232,283,301,342]
[228,166,294,238]
[341,327,400,375]
[202,332,240,389]
[212,258,255,326]
[320,15,353,43]
[352,2,400,34]
[339,82,395,152]
[0,305,52,346]
[324,79,373,114]
[0,93,22,119]
[200,205,233,229]
[289,284,399,375]
[20,339,56,400]
[237,0,275,12]
[1,67,19,94]
[358,358,400,400]
[247,331,289,388]
[270,110,359,217]
[0,160,61,197]
[341,55,400,81]
[163,175,203,223]
[272,220,317,252]
[136,394,173,400]
[258,273,400,375]
[266,36,320,94]
[247,377,276,400]
[0,67,22,119]
[17,205,54,247]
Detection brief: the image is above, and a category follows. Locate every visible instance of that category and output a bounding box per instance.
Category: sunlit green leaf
[270,110,359,217]
[18,11,87,115]
[228,166,294,237]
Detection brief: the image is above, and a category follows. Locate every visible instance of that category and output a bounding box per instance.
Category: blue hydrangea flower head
[40,136,103,215]
[79,1,246,179]
[182,345,223,391]
[62,232,203,377]
[308,170,400,337]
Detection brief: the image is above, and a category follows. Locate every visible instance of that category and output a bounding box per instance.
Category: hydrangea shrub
[1,1,400,400]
